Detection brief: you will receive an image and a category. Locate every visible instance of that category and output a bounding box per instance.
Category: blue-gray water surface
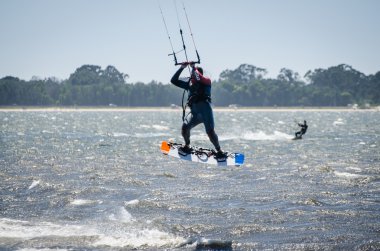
[0,109,379,250]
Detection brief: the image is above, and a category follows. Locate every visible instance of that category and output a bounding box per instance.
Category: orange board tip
[161,141,170,154]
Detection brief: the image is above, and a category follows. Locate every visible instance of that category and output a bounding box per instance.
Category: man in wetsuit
[170,62,226,160]
[295,120,308,138]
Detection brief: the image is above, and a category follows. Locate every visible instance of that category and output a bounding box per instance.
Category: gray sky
[1,0,379,83]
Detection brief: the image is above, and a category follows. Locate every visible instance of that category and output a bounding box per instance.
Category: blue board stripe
[235,153,245,165]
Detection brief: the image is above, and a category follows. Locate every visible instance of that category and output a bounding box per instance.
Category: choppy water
[1,109,379,250]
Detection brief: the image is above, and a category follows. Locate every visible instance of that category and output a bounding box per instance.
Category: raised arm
[171,64,190,90]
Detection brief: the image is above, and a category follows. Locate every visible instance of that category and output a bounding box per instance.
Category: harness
[187,94,211,106]
[181,79,211,122]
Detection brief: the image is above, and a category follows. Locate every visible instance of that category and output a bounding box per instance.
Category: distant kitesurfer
[170,62,227,160]
[295,120,308,138]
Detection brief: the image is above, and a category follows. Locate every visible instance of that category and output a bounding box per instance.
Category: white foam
[113,132,129,137]
[192,130,293,142]
[134,132,168,138]
[28,180,40,190]
[334,171,365,179]
[346,166,362,172]
[257,177,267,180]
[242,130,293,141]
[152,124,170,131]
[124,199,139,206]
[92,228,184,248]
[70,199,100,206]
[263,117,272,121]
[137,124,170,131]
[108,207,134,223]
[190,134,209,141]
[333,118,345,125]
[0,218,97,239]
[0,217,185,249]
[219,134,240,141]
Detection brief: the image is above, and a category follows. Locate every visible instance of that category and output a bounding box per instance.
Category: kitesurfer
[295,120,308,138]
[171,62,226,160]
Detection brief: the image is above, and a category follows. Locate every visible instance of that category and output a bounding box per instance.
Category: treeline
[1,64,379,106]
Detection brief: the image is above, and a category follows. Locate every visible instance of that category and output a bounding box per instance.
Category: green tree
[69,65,102,85]
[1,64,379,107]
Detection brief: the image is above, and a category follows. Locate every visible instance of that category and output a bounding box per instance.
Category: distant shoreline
[0,106,379,112]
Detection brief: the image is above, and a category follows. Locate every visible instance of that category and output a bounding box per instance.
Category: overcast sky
[1,0,379,83]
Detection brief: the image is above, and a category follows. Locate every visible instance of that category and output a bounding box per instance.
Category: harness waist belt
[188,95,211,106]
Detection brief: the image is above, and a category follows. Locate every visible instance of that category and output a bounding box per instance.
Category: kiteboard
[160,141,244,166]
[292,135,303,140]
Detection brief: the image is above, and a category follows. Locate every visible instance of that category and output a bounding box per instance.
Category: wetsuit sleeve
[192,68,211,85]
[171,67,190,90]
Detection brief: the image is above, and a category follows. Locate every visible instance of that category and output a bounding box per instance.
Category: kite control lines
[158,1,200,66]
[158,1,201,121]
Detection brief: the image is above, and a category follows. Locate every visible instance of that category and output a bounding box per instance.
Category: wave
[28,180,40,190]
[0,218,97,239]
[139,124,170,131]
[113,132,130,137]
[334,171,367,179]
[116,128,292,141]
[70,199,102,206]
[134,132,169,138]
[108,207,134,223]
[0,210,185,249]
[191,130,293,142]
[152,124,170,131]
[124,199,140,206]
[333,118,345,126]
[113,132,169,138]
[92,228,184,248]
[242,130,293,141]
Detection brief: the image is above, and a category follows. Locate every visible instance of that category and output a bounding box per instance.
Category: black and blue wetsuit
[171,66,221,152]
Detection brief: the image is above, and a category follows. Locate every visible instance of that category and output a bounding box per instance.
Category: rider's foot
[178,145,192,156]
[215,150,227,161]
